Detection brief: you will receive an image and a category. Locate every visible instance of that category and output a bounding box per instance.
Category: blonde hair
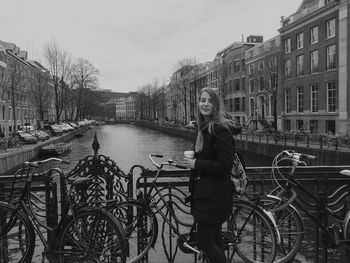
[195,88,226,152]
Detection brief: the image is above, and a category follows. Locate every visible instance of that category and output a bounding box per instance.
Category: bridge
[1,135,350,262]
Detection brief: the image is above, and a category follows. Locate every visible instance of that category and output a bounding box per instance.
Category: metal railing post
[46,179,59,262]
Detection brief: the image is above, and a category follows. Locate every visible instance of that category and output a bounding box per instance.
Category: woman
[183,87,240,263]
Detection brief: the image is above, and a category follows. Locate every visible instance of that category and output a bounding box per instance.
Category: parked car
[61,123,74,132]
[17,131,38,144]
[185,121,197,129]
[29,130,50,141]
[49,125,64,136]
[68,122,78,129]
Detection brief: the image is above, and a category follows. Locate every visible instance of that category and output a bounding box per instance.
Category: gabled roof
[297,0,317,12]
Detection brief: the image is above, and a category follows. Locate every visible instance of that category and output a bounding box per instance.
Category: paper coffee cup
[184,150,195,159]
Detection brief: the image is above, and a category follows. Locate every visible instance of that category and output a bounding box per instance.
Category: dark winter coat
[190,123,235,224]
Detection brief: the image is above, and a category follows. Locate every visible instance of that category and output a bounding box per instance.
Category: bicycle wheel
[224,198,277,263]
[260,195,304,263]
[0,202,35,263]
[108,199,158,263]
[59,207,127,263]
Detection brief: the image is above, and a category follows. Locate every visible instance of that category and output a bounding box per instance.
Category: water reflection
[65,124,194,173]
[63,124,272,173]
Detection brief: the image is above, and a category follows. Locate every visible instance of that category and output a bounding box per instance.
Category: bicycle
[260,149,350,263]
[0,157,127,263]
[104,153,278,263]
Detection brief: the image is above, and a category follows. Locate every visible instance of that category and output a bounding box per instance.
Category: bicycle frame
[138,161,202,254]
[6,162,88,252]
[272,152,350,248]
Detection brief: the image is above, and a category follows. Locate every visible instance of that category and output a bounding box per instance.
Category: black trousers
[197,222,226,263]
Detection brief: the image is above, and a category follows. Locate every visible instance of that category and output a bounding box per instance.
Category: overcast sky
[0,0,301,93]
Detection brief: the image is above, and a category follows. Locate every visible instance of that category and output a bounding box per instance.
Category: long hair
[195,88,227,152]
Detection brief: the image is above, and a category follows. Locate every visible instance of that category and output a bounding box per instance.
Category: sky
[0,0,301,93]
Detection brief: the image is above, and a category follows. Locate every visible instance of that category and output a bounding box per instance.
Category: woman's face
[199,91,213,117]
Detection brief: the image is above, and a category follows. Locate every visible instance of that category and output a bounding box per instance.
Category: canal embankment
[132,121,350,165]
[0,127,88,174]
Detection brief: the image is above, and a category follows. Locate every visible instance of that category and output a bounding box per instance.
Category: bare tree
[172,57,196,124]
[28,64,51,128]
[71,58,99,121]
[43,39,72,123]
[260,50,283,130]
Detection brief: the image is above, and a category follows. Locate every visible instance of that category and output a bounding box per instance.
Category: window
[296,32,304,49]
[269,56,277,67]
[285,59,291,77]
[234,98,240,112]
[297,87,304,113]
[326,120,336,134]
[249,64,254,74]
[229,80,233,93]
[284,38,291,53]
[234,78,240,91]
[249,79,255,93]
[327,82,336,112]
[270,39,276,49]
[326,45,336,70]
[284,120,291,131]
[248,50,254,58]
[259,76,265,91]
[310,120,318,134]
[234,61,240,72]
[269,94,275,116]
[296,120,304,131]
[311,84,319,113]
[249,98,255,116]
[296,55,304,76]
[258,61,264,71]
[285,89,291,113]
[326,18,336,38]
[259,46,264,54]
[310,50,319,73]
[310,26,318,44]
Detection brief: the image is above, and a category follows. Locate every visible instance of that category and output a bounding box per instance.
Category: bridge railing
[0,173,58,250]
[136,165,350,263]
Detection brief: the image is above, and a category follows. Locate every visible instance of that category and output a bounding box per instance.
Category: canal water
[60,124,273,174]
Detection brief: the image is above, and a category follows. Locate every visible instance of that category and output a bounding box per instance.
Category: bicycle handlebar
[281,150,317,163]
[148,154,188,170]
[24,157,70,168]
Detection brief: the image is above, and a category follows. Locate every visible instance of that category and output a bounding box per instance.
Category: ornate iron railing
[135,165,350,263]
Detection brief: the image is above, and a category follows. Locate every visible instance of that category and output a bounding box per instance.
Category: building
[245,35,281,130]
[279,0,348,134]
[115,95,137,121]
[221,37,262,125]
[0,40,38,136]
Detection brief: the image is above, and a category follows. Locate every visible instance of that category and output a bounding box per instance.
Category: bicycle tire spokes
[225,200,277,263]
[59,210,125,263]
[0,203,35,263]
[108,200,157,263]
[260,196,304,263]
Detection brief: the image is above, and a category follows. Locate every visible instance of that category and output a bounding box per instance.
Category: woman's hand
[183,157,196,169]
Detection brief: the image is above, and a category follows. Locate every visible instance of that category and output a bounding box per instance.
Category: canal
[60,124,273,174]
